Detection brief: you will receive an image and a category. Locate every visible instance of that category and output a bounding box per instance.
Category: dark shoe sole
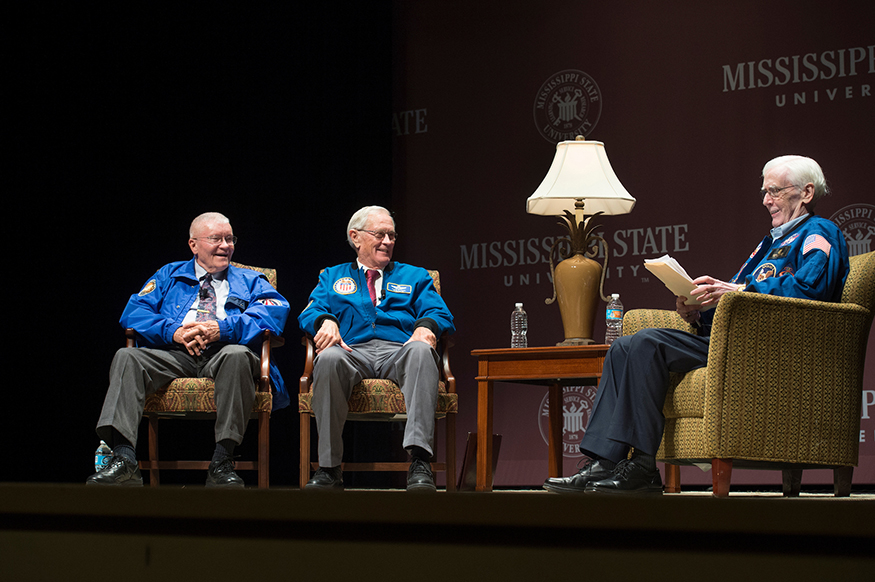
[407,482,437,492]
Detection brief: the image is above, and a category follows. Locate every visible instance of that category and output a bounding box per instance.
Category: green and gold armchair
[623,251,874,497]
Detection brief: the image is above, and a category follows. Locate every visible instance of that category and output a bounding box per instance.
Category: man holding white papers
[543,155,849,495]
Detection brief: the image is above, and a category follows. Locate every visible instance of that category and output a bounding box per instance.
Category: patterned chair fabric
[138,261,281,489]
[298,269,458,489]
[623,251,874,497]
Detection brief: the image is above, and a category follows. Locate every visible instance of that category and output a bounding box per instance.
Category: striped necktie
[196,274,218,321]
[366,269,379,306]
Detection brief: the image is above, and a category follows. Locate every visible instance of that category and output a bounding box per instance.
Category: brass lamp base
[556,338,595,346]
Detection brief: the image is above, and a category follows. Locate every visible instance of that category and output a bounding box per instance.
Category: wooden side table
[471,345,609,491]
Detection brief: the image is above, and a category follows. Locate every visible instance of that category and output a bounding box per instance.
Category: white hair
[190,212,230,238]
[762,155,829,208]
[347,206,393,249]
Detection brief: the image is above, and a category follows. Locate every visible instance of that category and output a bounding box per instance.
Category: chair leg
[299,413,311,489]
[147,416,160,487]
[782,469,802,497]
[834,466,853,497]
[664,464,681,493]
[711,458,732,497]
[445,413,456,492]
[257,411,270,489]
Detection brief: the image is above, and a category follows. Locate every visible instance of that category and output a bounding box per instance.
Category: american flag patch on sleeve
[803,234,831,257]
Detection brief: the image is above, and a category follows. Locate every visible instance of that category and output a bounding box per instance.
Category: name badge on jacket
[387,282,412,294]
[768,247,790,260]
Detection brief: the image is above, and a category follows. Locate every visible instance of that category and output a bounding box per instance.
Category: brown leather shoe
[542,458,614,493]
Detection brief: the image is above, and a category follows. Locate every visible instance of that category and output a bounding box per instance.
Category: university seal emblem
[538,385,598,458]
[830,203,875,257]
[533,70,602,143]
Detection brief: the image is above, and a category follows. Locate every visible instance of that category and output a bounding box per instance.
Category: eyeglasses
[193,235,238,245]
[759,184,799,200]
[357,229,397,241]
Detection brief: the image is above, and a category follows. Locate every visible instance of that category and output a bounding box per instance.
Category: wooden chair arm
[440,333,456,394]
[259,330,282,393]
[300,334,316,394]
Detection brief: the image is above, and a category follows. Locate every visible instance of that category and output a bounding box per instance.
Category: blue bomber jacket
[298,261,455,345]
[120,259,291,409]
[700,214,849,332]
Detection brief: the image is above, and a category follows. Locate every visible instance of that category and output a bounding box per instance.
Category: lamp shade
[526,139,636,216]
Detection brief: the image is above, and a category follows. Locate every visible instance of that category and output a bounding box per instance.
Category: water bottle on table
[511,303,528,348]
[605,294,624,345]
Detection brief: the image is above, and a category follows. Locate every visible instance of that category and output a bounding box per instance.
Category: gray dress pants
[312,339,440,467]
[580,328,710,462]
[96,344,259,448]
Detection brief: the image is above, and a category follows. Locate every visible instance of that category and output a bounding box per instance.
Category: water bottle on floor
[605,294,624,345]
[511,303,528,348]
[94,440,112,472]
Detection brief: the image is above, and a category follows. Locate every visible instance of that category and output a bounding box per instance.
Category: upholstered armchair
[298,270,458,490]
[622,251,874,497]
[136,262,284,489]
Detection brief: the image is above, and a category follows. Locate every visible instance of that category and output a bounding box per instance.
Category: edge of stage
[2,483,874,579]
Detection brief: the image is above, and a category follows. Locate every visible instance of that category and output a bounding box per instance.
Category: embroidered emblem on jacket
[768,247,790,259]
[139,279,157,296]
[780,233,800,247]
[753,263,777,282]
[333,277,358,295]
[387,282,412,294]
[803,234,832,257]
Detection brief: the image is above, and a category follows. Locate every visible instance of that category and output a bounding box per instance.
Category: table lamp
[526,136,636,345]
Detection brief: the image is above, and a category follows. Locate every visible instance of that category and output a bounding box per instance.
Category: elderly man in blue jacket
[299,206,455,491]
[87,212,290,488]
[544,155,850,495]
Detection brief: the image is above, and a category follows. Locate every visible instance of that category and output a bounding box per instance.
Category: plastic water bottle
[605,294,624,345]
[511,303,528,348]
[94,440,112,472]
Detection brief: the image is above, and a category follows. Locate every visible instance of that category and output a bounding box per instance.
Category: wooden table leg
[548,383,563,478]
[476,378,494,492]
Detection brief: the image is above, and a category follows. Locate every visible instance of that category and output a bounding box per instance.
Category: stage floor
[3,483,874,580]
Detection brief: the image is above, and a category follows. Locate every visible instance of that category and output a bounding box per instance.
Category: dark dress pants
[580,328,710,462]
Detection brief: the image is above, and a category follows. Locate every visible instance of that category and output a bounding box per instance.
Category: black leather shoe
[305,466,344,490]
[543,458,614,493]
[584,459,663,495]
[407,457,436,492]
[86,454,143,487]
[206,458,244,488]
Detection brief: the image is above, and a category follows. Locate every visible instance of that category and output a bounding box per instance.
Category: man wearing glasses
[299,205,455,491]
[544,155,850,495]
[87,212,290,488]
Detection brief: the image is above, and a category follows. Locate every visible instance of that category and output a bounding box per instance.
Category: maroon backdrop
[390,1,874,486]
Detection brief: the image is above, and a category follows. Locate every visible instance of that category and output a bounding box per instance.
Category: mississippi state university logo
[533,70,602,143]
[830,203,875,257]
[538,385,598,458]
